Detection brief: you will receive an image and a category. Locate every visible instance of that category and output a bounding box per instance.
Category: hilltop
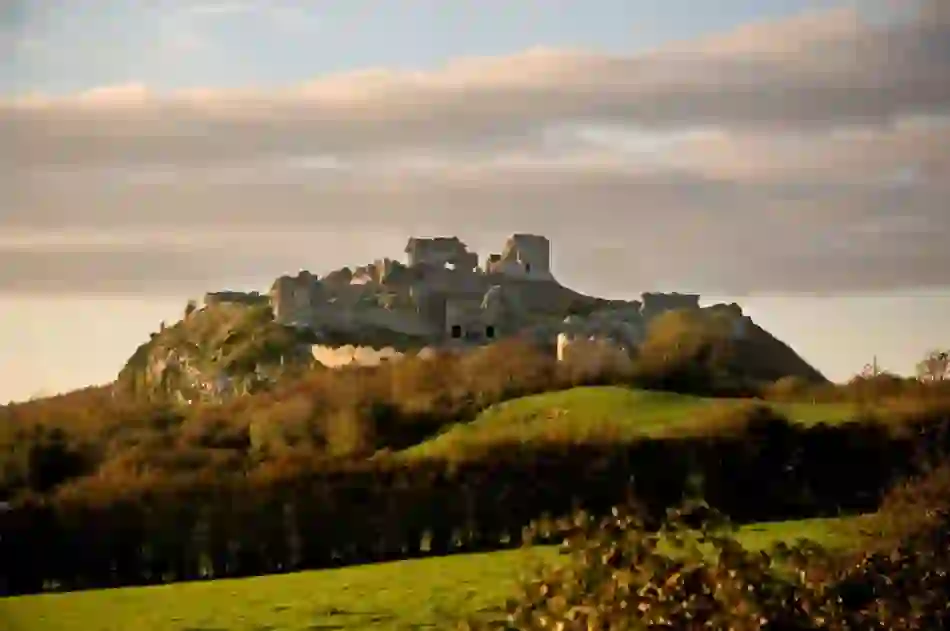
[115,233,826,402]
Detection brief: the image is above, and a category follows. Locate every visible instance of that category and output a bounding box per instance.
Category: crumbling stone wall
[404,236,479,272]
[311,344,406,368]
[445,294,497,342]
[486,234,554,281]
[269,272,324,325]
[640,292,700,319]
[203,291,268,307]
[410,266,488,296]
[480,284,525,337]
[264,235,737,357]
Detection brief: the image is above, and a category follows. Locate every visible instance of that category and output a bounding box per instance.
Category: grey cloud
[635,122,950,184]
[2,6,950,171]
[3,168,947,295]
[2,4,948,297]
[920,0,950,26]
[0,247,298,296]
[0,167,799,231]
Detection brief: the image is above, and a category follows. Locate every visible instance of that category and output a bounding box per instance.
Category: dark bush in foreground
[464,502,843,630]
[465,472,950,631]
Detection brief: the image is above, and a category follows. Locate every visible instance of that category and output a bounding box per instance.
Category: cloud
[4,159,947,295]
[3,5,949,171]
[184,2,258,16]
[919,0,950,26]
[2,4,948,296]
[179,1,320,32]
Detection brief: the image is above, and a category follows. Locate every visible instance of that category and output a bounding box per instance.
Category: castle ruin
[266,233,562,346]
[204,233,750,368]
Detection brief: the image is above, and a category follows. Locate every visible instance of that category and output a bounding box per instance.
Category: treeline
[0,310,768,501]
[0,339,582,501]
[3,404,950,596]
[3,311,946,504]
[2,312,949,596]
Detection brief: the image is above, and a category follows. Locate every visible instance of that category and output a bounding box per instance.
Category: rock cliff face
[117,233,827,402]
[115,303,316,404]
[115,301,434,404]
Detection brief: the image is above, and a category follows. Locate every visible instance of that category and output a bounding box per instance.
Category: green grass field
[402,386,858,460]
[0,387,871,631]
[0,515,872,631]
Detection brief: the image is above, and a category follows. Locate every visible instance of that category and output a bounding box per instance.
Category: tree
[916,349,950,383]
[633,310,733,393]
[184,299,198,319]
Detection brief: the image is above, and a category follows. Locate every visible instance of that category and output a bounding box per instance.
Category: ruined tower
[486,233,554,281]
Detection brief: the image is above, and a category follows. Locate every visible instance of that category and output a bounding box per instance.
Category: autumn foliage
[2,327,950,601]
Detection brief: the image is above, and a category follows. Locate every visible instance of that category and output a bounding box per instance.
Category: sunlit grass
[402,386,859,460]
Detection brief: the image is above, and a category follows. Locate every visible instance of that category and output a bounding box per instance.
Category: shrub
[321,407,378,458]
[632,310,735,395]
[464,489,950,631]
[463,500,842,631]
[762,375,813,401]
[829,465,950,630]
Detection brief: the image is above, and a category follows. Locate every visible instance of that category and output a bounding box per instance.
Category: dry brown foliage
[464,475,950,631]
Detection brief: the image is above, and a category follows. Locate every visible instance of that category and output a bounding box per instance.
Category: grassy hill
[401,386,859,460]
[0,515,871,631]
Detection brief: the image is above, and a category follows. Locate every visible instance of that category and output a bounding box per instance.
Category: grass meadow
[0,515,871,631]
[402,386,859,459]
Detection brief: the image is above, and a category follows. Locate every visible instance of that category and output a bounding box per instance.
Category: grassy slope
[0,516,872,631]
[403,386,858,460]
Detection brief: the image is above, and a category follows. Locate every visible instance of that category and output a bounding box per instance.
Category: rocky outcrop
[116,303,317,404]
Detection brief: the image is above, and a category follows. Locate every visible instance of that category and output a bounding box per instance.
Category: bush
[461,500,832,630]
[632,310,737,395]
[762,375,813,401]
[465,489,950,631]
[828,464,950,629]
[862,462,950,549]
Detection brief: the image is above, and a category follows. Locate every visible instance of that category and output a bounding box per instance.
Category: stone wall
[269,272,323,325]
[445,295,496,342]
[203,291,268,307]
[404,237,479,271]
[311,344,406,368]
[306,304,437,338]
[263,236,739,358]
[486,234,554,281]
[640,292,701,319]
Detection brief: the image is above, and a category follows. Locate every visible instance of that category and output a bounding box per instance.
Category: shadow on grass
[307,607,398,630]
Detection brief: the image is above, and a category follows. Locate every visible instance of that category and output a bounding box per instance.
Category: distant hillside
[114,297,826,405]
[729,319,827,383]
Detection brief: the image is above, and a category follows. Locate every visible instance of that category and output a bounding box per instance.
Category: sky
[1,0,949,402]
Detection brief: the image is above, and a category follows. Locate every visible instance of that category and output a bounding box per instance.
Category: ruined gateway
[205,233,757,369]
